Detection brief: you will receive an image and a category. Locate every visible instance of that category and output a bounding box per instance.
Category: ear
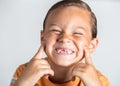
[40,30,45,44]
[88,38,99,53]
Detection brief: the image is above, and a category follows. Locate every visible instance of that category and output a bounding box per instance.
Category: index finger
[32,44,44,60]
[84,47,93,65]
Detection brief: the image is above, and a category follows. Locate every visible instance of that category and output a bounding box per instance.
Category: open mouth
[56,48,75,55]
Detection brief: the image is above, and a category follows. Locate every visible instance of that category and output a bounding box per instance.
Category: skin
[14,6,102,86]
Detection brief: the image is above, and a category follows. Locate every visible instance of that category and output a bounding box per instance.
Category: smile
[56,48,75,55]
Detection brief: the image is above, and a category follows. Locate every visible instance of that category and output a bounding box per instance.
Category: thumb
[84,47,93,65]
[32,44,44,60]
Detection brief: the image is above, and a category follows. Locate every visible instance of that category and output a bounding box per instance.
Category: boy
[10,0,110,86]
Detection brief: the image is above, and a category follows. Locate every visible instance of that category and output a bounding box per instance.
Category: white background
[0,0,120,86]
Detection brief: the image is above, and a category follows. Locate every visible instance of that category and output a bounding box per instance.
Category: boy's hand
[14,45,54,86]
[72,47,102,86]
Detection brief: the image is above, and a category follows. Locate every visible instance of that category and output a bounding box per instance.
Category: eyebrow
[48,23,61,27]
[73,26,87,32]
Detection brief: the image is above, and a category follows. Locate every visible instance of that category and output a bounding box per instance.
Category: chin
[53,59,77,67]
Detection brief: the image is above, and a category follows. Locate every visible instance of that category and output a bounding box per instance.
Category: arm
[10,45,54,86]
[72,47,103,86]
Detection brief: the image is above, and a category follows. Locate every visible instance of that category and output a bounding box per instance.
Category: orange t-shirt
[10,63,110,86]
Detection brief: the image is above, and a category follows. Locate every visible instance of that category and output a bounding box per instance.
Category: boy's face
[42,6,98,67]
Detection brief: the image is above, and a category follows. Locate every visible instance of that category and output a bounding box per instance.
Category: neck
[47,58,74,83]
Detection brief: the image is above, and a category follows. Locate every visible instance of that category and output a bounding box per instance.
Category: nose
[57,33,72,43]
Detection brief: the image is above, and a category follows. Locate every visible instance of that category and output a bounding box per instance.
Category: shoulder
[10,63,28,86]
[97,70,111,86]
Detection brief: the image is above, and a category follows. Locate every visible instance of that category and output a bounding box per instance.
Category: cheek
[44,33,57,42]
[44,35,57,50]
[78,41,86,49]
[74,38,87,50]
[44,37,53,56]
[74,38,88,59]
[44,34,53,44]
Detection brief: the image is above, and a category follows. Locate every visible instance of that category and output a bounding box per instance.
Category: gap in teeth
[57,49,72,54]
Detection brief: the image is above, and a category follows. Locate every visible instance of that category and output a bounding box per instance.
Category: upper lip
[55,47,75,52]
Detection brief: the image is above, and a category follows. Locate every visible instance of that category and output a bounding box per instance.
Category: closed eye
[50,29,62,34]
[73,32,83,36]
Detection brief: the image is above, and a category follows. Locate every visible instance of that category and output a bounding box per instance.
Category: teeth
[56,48,73,54]
[57,49,62,53]
[67,49,72,54]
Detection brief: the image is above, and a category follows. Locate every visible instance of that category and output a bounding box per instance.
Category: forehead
[48,6,91,19]
[45,6,91,30]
